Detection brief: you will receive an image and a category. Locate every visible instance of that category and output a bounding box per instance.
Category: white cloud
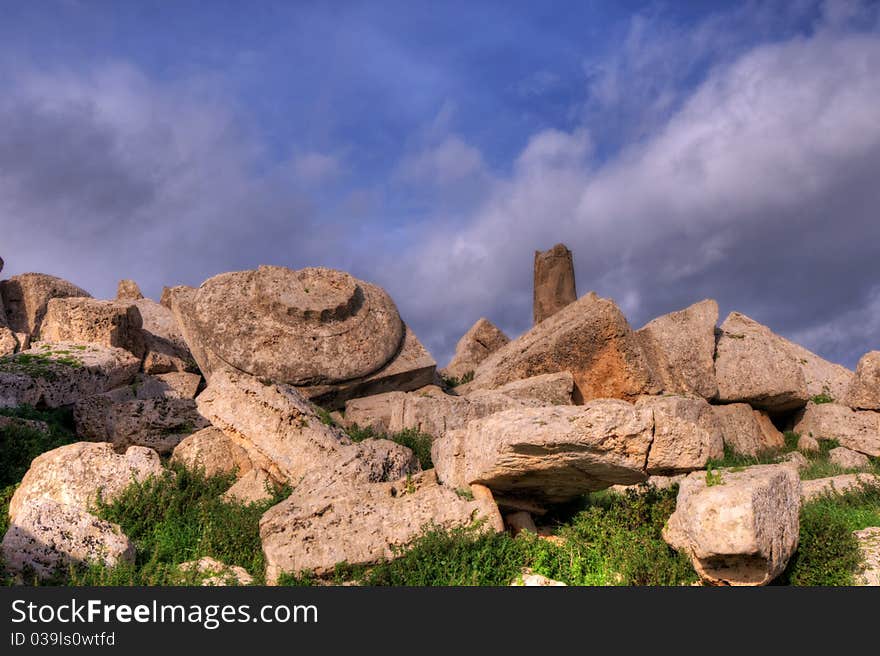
[291,151,342,185]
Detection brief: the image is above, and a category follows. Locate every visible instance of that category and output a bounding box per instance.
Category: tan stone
[828,446,871,470]
[663,464,801,586]
[40,297,145,358]
[792,402,880,457]
[779,337,853,402]
[193,266,404,385]
[487,372,574,405]
[196,369,419,486]
[116,279,144,301]
[844,351,880,410]
[801,474,879,501]
[154,371,202,398]
[134,298,195,375]
[222,468,275,505]
[533,243,577,325]
[1,500,134,579]
[854,527,880,586]
[797,434,820,454]
[777,451,809,471]
[260,470,503,582]
[710,404,781,457]
[179,557,254,586]
[171,427,256,478]
[715,312,809,412]
[442,318,509,380]
[505,511,537,535]
[511,569,567,586]
[0,342,140,409]
[344,384,541,439]
[73,374,209,454]
[9,442,164,521]
[469,292,658,403]
[300,325,437,410]
[636,300,719,399]
[0,273,90,336]
[0,328,16,356]
[432,399,653,503]
[638,395,723,474]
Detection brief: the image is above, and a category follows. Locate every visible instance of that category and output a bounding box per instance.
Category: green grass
[46,464,291,586]
[0,350,82,381]
[287,487,695,586]
[810,393,835,405]
[345,424,433,469]
[782,482,880,586]
[0,406,78,488]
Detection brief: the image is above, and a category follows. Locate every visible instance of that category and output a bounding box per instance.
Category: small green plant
[811,394,834,405]
[440,371,474,388]
[781,482,880,585]
[312,404,337,427]
[705,465,724,487]
[455,487,474,501]
[0,351,82,381]
[345,424,434,469]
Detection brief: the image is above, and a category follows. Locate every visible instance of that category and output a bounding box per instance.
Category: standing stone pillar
[533,243,577,325]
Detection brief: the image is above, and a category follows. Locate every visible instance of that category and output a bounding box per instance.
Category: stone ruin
[1,250,878,587]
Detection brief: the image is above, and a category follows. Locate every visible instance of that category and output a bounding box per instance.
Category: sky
[1,0,879,368]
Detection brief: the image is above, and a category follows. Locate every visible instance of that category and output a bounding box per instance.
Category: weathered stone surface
[193,266,404,385]
[171,427,257,478]
[715,312,809,412]
[1,500,134,579]
[511,569,567,586]
[533,243,577,325]
[442,318,509,380]
[0,342,140,408]
[778,451,810,471]
[797,434,820,454]
[73,375,209,454]
[710,403,785,457]
[222,468,275,505]
[801,474,879,501]
[433,399,653,503]
[179,557,254,586]
[828,446,871,471]
[154,371,202,398]
[637,300,719,399]
[40,297,145,358]
[638,396,723,474]
[196,369,419,486]
[505,511,537,535]
[0,273,90,336]
[260,470,503,581]
[854,527,880,586]
[345,384,542,439]
[9,442,164,521]
[469,292,658,404]
[779,336,853,402]
[663,464,801,586]
[844,351,880,411]
[134,298,195,375]
[0,328,16,356]
[792,402,880,457]
[116,279,144,301]
[300,325,436,410]
[486,372,574,406]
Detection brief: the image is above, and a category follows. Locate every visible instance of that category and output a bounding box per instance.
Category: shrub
[345,424,433,469]
[0,406,77,488]
[782,483,880,586]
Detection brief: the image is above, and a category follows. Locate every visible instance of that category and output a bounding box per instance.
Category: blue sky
[1,0,879,367]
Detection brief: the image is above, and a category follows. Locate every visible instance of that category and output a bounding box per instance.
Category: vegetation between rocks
[345,424,433,470]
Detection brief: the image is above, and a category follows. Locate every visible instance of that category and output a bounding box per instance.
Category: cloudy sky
[1,0,879,367]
